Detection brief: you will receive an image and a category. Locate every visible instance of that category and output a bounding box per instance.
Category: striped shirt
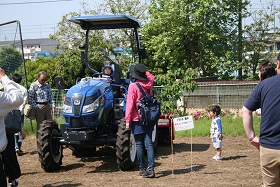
[28,80,55,108]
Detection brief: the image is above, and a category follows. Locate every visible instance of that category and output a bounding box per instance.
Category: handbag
[23,104,36,120]
[4,110,22,134]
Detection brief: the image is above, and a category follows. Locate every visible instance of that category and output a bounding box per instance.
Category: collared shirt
[28,80,55,108]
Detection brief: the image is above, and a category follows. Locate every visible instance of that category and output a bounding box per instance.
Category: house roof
[22,38,60,46]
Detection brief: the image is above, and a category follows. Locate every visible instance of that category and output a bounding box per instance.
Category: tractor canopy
[69,14,141,30]
[68,14,145,73]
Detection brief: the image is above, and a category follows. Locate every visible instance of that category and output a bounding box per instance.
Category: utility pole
[238,0,243,80]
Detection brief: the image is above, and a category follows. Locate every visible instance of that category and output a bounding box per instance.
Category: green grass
[23,116,261,138]
[175,116,261,137]
[23,116,66,136]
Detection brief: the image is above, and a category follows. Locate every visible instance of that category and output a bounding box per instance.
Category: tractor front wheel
[37,120,63,172]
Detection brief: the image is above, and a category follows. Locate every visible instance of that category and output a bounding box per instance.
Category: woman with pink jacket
[125,64,155,178]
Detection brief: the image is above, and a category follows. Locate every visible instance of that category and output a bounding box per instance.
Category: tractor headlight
[63,104,73,113]
[63,97,72,114]
[82,99,100,113]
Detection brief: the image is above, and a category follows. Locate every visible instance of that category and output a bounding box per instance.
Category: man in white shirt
[0,68,23,187]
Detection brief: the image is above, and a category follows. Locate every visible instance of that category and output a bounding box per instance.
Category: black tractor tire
[37,120,63,172]
[70,146,96,157]
[116,118,136,171]
[158,127,171,145]
[152,124,159,152]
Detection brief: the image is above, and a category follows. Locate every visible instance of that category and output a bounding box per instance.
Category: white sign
[173,116,194,131]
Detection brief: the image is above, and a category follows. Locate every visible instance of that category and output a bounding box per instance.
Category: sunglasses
[41,79,47,82]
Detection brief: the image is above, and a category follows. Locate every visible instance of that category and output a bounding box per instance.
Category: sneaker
[16,148,24,156]
[139,169,146,176]
[143,169,155,178]
[212,155,221,161]
[9,179,18,187]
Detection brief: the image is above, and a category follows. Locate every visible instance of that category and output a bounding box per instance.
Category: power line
[0,0,75,6]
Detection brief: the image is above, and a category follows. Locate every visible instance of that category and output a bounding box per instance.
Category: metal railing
[51,82,258,117]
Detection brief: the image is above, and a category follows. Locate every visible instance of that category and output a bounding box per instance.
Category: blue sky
[0,0,103,39]
[0,0,279,39]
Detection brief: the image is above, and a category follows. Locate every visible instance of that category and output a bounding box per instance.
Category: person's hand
[126,122,130,129]
[219,134,223,140]
[20,130,27,140]
[52,107,56,115]
[0,67,6,79]
[250,136,260,150]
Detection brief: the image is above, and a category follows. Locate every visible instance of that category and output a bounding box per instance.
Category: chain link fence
[52,82,258,118]
[183,82,258,109]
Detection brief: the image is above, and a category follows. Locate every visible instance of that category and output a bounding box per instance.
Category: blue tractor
[36,15,158,172]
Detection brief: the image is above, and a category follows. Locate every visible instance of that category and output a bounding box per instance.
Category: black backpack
[135,82,161,126]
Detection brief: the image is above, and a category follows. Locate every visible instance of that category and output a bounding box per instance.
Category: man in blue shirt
[242,52,280,186]
[28,71,55,131]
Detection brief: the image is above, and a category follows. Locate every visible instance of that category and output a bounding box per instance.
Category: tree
[0,46,23,76]
[242,0,280,80]
[155,68,198,114]
[142,0,250,80]
[24,57,58,88]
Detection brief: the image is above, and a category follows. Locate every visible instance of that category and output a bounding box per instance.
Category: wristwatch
[248,135,255,141]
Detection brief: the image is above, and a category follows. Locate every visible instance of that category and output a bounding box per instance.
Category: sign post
[173,116,194,173]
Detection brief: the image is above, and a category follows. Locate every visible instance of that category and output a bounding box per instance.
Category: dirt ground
[15,135,262,187]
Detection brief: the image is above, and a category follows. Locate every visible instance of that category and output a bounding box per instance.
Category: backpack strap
[135,82,150,97]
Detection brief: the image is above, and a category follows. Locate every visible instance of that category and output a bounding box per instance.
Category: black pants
[2,133,21,183]
[0,155,7,187]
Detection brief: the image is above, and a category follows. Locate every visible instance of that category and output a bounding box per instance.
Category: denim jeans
[14,114,24,149]
[14,134,22,149]
[134,130,154,171]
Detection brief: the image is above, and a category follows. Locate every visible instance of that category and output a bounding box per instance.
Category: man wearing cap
[125,63,156,178]
[0,68,23,187]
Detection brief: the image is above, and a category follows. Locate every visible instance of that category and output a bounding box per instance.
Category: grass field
[22,115,261,137]
[174,115,261,137]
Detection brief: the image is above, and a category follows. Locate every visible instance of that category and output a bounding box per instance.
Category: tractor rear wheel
[116,118,136,171]
[37,120,63,172]
[152,124,158,151]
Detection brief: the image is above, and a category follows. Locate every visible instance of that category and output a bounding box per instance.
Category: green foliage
[23,116,66,136]
[243,1,280,80]
[175,116,261,137]
[0,46,23,77]
[142,0,250,80]
[24,57,59,88]
[55,49,89,87]
[155,68,197,114]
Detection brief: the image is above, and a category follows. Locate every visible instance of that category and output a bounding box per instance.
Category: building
[0,38,60,60]
[22,38,60,60]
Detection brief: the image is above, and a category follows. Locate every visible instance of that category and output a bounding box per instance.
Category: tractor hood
[66,78,110,98]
